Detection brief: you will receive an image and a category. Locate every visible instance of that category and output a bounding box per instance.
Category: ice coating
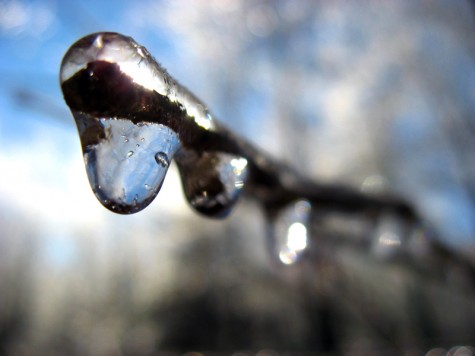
[268,200,312,265]
[77,115,180,213]
[177,152,248,217]
[60,32,249,215]
[60,32,216,133]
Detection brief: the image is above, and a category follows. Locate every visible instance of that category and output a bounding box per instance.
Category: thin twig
[60,32,417,221]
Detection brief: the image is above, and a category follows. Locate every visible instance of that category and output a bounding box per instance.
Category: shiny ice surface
[59,32,228,214]
[78,115,181,214]
[60,32,216,132]
[178,153,248,217]
[269,200,312,265]
[60,32,168,95]
[372,212,404,258]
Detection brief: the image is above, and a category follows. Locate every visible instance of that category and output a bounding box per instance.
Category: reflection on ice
[60,32,239,215]
[268,200,311,265]
[286,222,308,251]
[78,116,181,214]
[361,174,388,194]
[377,231,401,247]
[177,153,248,217]
[60,32,168,96]
[372,212,404,258]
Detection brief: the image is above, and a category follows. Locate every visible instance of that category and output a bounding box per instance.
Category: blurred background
[1,0,475,354]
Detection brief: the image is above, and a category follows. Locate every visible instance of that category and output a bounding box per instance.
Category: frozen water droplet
[372,212,404,258]
[268,200,311,265]
[73,113,181,214]
[177,153,248,217]
[155,152,169,168]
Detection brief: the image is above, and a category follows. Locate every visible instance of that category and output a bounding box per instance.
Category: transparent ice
[60,32,249,215]
[78,115,181,214]
[372,212,404,258]
[268,200,312,265]
[178,153,248,217]
[60,32,216,131]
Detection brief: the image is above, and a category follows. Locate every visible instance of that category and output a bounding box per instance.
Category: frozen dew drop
[177,152,248,217]
[74,114,181,214]
[268,200,312,265]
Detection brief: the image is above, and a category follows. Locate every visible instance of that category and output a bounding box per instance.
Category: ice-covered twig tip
[60,32,417,224]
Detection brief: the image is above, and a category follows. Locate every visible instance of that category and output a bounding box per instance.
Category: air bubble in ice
[155,152,169,168]
[268,200,312,265]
